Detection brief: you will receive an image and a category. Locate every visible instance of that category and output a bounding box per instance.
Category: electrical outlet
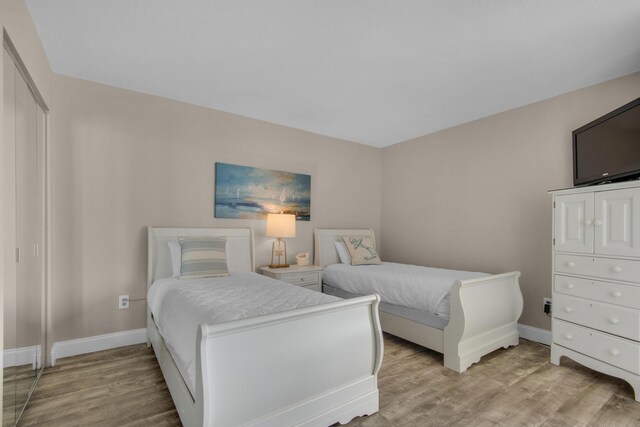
[543,297,552,315]
[119,295,130,309]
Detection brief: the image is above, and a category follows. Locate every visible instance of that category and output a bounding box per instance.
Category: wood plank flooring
[4,364,40,426]
[19,345,180,426]
[18,335,640,426]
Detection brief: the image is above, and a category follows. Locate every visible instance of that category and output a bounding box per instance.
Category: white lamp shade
[266,214,296,238]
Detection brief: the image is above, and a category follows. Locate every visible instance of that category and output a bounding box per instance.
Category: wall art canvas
[215,163,311,220]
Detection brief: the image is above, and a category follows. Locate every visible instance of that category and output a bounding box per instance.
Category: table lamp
[266,213,296,268]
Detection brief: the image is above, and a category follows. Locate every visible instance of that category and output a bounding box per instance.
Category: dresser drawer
[555,254,640,284]
[553,293,640,341]
[555,275,640,310]
[280,272,319,286]
[553,319,640,374]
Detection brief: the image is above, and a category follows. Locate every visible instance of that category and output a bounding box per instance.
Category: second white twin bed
[323,262,489,322]
[315,228,523,373]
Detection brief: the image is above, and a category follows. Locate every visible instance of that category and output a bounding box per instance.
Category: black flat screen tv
[573,96,640,187]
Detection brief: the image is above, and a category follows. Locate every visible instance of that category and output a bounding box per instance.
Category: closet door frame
[2,44,18,427]
[2,34,50,426]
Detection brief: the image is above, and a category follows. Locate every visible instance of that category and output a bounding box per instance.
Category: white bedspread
[148,272,339,394]
[322,262,488,316]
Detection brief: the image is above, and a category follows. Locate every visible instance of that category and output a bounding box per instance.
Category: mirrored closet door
[3,45,46,427]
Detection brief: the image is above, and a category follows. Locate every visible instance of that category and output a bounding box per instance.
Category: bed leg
[503,335,519,349]
[444,354,480,373]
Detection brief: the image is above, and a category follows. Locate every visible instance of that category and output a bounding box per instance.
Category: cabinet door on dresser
[554,193,594,253]
[595,188,640,257]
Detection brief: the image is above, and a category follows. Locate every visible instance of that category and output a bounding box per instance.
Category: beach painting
[215,163,311,220]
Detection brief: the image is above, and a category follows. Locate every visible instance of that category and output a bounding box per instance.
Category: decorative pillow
[334,241,351,264]
[342,235,382,265]
[179,237,230,279]
[168,241,182,277]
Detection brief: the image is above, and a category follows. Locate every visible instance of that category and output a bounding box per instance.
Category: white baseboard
[51,328,147,366]
[518,323,551,346]
[3,345,42,369]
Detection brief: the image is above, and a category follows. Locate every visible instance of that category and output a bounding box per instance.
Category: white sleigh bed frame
[147,227,384,427]
[314,228,523,372]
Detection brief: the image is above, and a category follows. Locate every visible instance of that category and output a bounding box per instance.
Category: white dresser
[550,181,640,401]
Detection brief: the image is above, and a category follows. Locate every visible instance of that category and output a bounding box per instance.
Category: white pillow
[334,241,351,265]
[168,240,182,277]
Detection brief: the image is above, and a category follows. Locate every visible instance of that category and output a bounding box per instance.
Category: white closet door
[595,188,640,257]
[14,60,39,410]
[25,87,41,370]
[36,104,46,369]
[554,193,595,254]
[2,45,46,426]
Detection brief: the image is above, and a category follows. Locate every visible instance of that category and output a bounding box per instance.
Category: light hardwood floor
[4,364,40,426]
[18,335,640,426]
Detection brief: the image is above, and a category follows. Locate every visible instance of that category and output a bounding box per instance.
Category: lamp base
[270,238,289,269]
[268,263,290,269]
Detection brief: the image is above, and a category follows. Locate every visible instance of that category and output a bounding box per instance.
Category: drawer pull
[563,334,573,340]
[585,219,593,226]
[609,317,620,325]
[565,283,575,290]
[612,266,623,273]
[594,220,603,227]
[567,262,576,268]
[564,306,573,313]
[608,348,620,357]
[611,291,623,298]
[300,277,305,282]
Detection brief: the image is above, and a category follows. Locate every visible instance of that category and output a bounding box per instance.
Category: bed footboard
[191,295,383,427]
[443,271,522,372]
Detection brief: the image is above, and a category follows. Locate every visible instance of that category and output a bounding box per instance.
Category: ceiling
[26,0,640,148]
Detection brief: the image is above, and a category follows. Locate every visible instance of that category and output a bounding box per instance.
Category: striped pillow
[178,237,230,279]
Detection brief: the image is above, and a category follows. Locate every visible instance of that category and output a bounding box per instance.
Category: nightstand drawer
[555,275,640,310]
[280,272,319,286]
[553,319,640,374]
[261,266,323,292]
[555,254,640,284]
[554,293,640,341]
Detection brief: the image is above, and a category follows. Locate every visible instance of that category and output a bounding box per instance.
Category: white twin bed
[147,227,383,427]
[146,226,523,426]
[314,228,524,373]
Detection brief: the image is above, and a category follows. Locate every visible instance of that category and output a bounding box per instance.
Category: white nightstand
[260,265,323,292]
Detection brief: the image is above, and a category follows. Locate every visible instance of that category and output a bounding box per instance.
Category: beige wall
[4,0,640,352]
[381,71,640,330]
[50,75,382,343]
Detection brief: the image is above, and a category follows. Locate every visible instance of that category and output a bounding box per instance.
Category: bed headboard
[147,227,255,287]
[313,228,377,267]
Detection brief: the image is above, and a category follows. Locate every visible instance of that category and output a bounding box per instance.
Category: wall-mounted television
[573,96,640,186]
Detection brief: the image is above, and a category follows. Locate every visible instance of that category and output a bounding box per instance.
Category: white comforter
[322,262,488,316]
[148,272,339,394]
